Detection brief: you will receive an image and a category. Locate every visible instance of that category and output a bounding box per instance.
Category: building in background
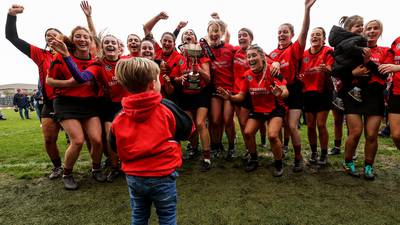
[0,83,37,106]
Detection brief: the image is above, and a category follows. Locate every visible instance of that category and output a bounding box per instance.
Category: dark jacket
[328,25,367,78]
[13,93,29,108]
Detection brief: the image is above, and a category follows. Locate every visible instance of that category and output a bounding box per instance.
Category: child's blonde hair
[116,57,160,93]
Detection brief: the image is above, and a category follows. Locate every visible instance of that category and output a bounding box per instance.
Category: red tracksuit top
[111,92,194,177]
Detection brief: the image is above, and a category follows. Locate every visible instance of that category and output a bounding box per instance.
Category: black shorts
[178,88,211,111]
[53,96,99,122]
[41,100,55,118]
[285,81,303,110]
[98,100,122,122]
[388,93,400,114]
[248,104,286,123]
[303,91,332,113]
[343,83,385,116]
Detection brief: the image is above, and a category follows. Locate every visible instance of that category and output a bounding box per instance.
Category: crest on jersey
[303,57,309,63]
[247,75,253,81]
[270,52,277,59]
[178,59,184,65]
[105,65,113,71]
[396,43,400,50]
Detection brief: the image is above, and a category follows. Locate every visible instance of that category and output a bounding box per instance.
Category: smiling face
[246,49,264,73]
[127,34,140,54]
[278,24,294,48]
[45,29,62,47]
[140,40,155,60]
[350,20,364,35]
[182,29,197,44]
[72,29,91,53]
[207,23,223,44]
[238,30,252,50]
[364,20,382,46]
[102,36,119,60]
[161,33,175,55]
[310,28,325,49]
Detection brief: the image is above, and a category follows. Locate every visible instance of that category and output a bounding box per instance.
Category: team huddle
[6,0,400,224]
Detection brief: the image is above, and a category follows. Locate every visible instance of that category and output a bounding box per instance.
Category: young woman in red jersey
[207,19,237,158]
[173,28,213,171]
[298,27,334,167]
[143,12,187,102]
[49,34,129,182]
[217,45,288,176]
[5,5,64,179]
[122,34,141,58]
[379,36,400,151]
[269,0,316,171]
[46,26,105,190]
[338,20,393,180]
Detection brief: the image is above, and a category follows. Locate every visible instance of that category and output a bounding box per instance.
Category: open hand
[80,1,92,17]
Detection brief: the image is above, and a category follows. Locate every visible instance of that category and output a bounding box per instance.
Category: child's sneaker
[348,87,362,103]
[317,154,328,166]
[363,165,375,180]
[342,161,360,177]
[332,97,345,111]
[292,159,304,173]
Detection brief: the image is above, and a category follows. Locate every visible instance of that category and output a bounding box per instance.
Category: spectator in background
[13,89,30,120]
[31,89,44,121]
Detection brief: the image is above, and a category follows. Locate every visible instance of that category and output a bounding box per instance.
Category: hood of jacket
[121,92,162,122]
[328,25,361,47]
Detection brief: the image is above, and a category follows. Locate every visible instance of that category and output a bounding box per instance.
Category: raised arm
[80,1,96,37]
[5,5,30,57]
[297,0,316,47]
[173,21,188,39]
[143,11,169,37]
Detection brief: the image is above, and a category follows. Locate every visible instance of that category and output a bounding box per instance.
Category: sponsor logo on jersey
[270,52,277,59]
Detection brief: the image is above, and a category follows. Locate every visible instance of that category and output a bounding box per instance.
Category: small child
[329,15,381,103]
[110,57,194,225]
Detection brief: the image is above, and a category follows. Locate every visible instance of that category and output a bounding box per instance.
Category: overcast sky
[1,0,398,85]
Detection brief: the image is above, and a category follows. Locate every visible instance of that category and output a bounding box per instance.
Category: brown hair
[280,23,294,36]
[239,28,254,41]
[313,27,326,38]
[161,32,176,42]
[115,57,160,93]
[63,26,92,53]
[339,15,363,31]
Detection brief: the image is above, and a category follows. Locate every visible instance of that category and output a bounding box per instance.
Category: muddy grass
[1,158,400,225]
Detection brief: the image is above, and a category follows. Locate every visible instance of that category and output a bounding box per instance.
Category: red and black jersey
[48,53,96,98]
[86,59,130,102]
[210,42,235,91]
[300,46,334,93]
[269,40,304,85]
[30,45,55,100]
[392,36,400,95]
[155,42,186,79]
[233,48,249,93]
[368,46,393,86]
[240,69,287,113]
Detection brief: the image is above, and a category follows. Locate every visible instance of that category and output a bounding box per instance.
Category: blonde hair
[115,57,160,93]
[364,19,383,37]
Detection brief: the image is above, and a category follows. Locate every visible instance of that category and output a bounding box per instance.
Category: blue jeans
[126,171,178,225]
[18,106,29,119]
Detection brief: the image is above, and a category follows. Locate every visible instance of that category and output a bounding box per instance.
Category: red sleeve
[30,45,46,66]
[383,48,394,64]
[293,40,305,61]
[326,49,335,67]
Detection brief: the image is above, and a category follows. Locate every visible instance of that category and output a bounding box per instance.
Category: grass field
[0,108,399,225]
